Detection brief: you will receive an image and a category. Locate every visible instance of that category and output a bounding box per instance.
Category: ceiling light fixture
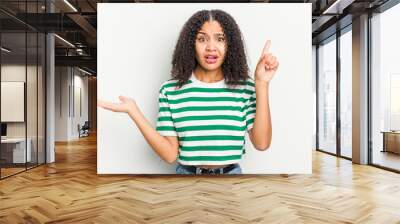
[78,67,92,76]
[76,48,84,55]
[63,0,78,12]
[54,34,75,48]
[1,47,11,53]
[322,0,354,15]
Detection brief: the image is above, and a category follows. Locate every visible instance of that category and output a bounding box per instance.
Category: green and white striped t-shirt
[156,73,256,166]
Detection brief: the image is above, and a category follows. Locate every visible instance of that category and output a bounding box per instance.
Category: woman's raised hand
[255,40,279,83]
[97,95,138,114]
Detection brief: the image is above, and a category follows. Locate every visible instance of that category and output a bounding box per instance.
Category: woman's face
[195,20,227,72]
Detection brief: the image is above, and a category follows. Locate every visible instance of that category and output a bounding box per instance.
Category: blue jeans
[176,163,242,175]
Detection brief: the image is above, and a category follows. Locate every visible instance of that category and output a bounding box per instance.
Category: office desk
[1,138,32,163]
[381,131,400,154]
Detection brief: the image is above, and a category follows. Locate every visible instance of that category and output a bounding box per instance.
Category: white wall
[55,67,89,141]
[71,72,89,138]
[98,3,313,174]
[55,66,69,141]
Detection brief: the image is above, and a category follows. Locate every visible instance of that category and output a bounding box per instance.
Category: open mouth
[205,55,218,64]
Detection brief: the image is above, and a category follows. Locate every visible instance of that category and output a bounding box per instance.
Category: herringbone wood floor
[1,134,400,224]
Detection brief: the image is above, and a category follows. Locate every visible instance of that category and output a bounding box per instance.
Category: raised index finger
[262,40,271,55]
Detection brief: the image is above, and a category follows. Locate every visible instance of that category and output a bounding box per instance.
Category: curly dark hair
[171,9,250,88]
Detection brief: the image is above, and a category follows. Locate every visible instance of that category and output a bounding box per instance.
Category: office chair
[79,121,90,138]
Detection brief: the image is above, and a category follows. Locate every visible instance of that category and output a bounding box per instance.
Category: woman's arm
[98,96,179,163]
[249,40,279,151]
[249,81,272,151]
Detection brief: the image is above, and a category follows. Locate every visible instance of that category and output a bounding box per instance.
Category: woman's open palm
[255,40,279,83]
[98,96,137,114]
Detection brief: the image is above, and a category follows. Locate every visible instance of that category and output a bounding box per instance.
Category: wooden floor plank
[0,134,400,223]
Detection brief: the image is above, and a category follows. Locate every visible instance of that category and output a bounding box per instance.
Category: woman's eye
[218,37,225,42]
[197,37,205,42]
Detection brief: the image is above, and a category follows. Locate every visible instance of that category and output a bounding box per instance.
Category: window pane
[371,3,400,171]
[318,37,337,154]
[340,29,352,158]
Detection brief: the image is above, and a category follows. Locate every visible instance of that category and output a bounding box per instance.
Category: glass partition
[38,32,45,165]
[0,1,46,179]
[1,31,28,178]
[27,30,38,169]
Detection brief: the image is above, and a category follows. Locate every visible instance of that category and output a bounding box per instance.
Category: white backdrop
[98,3,312,174]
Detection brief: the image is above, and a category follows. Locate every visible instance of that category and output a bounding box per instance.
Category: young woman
[98,9,279,175]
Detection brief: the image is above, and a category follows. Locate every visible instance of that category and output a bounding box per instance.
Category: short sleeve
[156,85,178,136]
[244,85,256,132]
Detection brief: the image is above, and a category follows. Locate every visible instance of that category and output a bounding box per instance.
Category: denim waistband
[180,163,237,174]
